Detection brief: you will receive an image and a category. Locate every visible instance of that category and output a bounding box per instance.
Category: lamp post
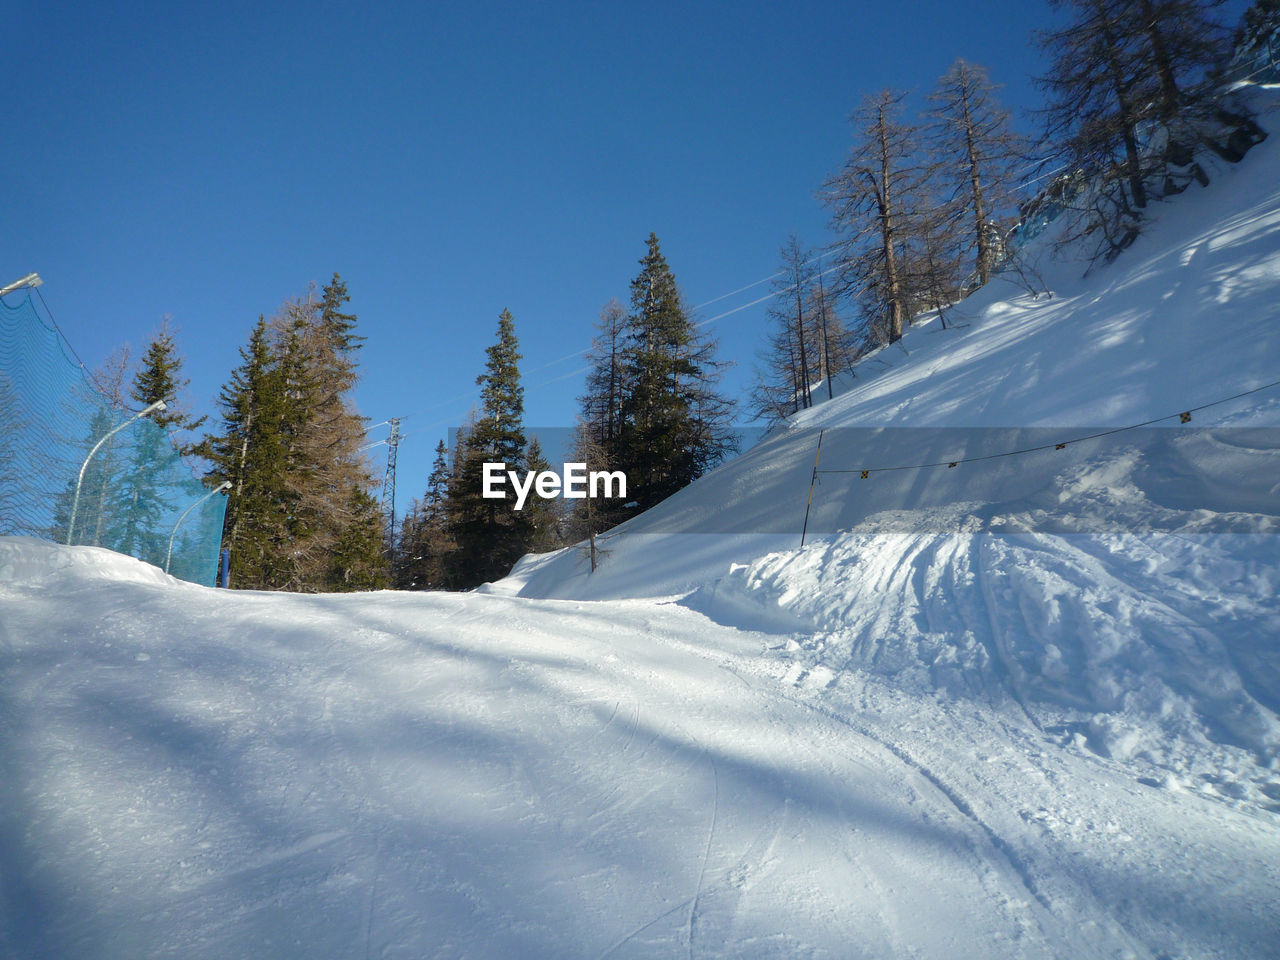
[66,400,166,545]
[165,481,231,575]
[0,273,42,297]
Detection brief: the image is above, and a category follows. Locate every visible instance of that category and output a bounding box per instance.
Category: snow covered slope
[504,90,1280,815]
[512,89,1280,603]
[4,90,1280,960]
[2,536,1278,959]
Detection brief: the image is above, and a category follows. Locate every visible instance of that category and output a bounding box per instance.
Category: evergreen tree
[446,309,533,587]
[614,233,736,513]
[522,436,563,553]
[395,438,456,589]
[326,485,388,591]
[130,320,207,440]
[472,307,527,467]
[55,404,118,547]
[54,348,133,549]
[266,277,385,591]
[317,272,365,354]
[113,322,207,564]
[201,317,292,589]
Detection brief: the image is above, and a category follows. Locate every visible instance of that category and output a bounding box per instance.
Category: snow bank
[685,526,1280,779]
[0,535,179,594]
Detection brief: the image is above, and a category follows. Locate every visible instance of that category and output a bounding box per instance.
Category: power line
[695,261,844,329]
[383,257,837,431]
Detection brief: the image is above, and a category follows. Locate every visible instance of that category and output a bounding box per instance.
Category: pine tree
[326,485,388,591]
[55,405,118,546]
[824,91,927,346]
[113,322,207,564]
[523,436,563,553]
[615,233,736,512]
[395,438,456,589]
[926,60,1027,289]
[472,307,527,468]
[200,317,292,589]
[130,319,207,441]
[54,348,133,549]
[265,276,385,591]
[446,309,533,587]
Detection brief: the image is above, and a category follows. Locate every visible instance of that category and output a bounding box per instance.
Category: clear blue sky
[9,0,1235,513]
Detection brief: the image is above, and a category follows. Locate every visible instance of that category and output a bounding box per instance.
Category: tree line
[74,0,1277,590]
[78,233,735,593]
[395,232,737,590]
[752,0,1277,424]
[67,275,396,591]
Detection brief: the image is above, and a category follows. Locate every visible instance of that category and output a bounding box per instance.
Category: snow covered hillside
[506,86,1280,823]
[514,87,1280,604]
[2,536,1278,959]
[3,91,1280,960]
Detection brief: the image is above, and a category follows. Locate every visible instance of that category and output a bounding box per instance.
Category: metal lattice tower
[380,418,402,540]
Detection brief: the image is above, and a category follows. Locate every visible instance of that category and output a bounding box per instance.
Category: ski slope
[507,85,1280,821]
[1,537,1277,959]
[513,86,1280,604]
[3,89,1280,960]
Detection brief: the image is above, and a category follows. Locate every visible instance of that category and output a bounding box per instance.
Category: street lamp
[165,481,231,575]
[66,399,167,545]
[0,273,42,297]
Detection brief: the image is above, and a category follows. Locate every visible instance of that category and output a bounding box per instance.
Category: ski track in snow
[3,538,1280,957]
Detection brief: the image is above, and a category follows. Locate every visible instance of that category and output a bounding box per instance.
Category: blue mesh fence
[0,289,227,585]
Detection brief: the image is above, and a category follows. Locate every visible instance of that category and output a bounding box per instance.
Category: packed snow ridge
[3,89,1280,960]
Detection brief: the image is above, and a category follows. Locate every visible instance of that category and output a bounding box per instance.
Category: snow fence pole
[800,428,824,548]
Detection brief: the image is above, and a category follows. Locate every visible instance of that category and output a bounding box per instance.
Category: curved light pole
[66,399,166,545]
[165,481,231,575]
[0,273,42,297]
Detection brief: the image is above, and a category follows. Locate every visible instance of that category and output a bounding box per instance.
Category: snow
[3,89,1280,960]
[2,537,1278,958]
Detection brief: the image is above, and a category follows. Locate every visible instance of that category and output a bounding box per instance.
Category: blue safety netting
[0,290,226,586]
